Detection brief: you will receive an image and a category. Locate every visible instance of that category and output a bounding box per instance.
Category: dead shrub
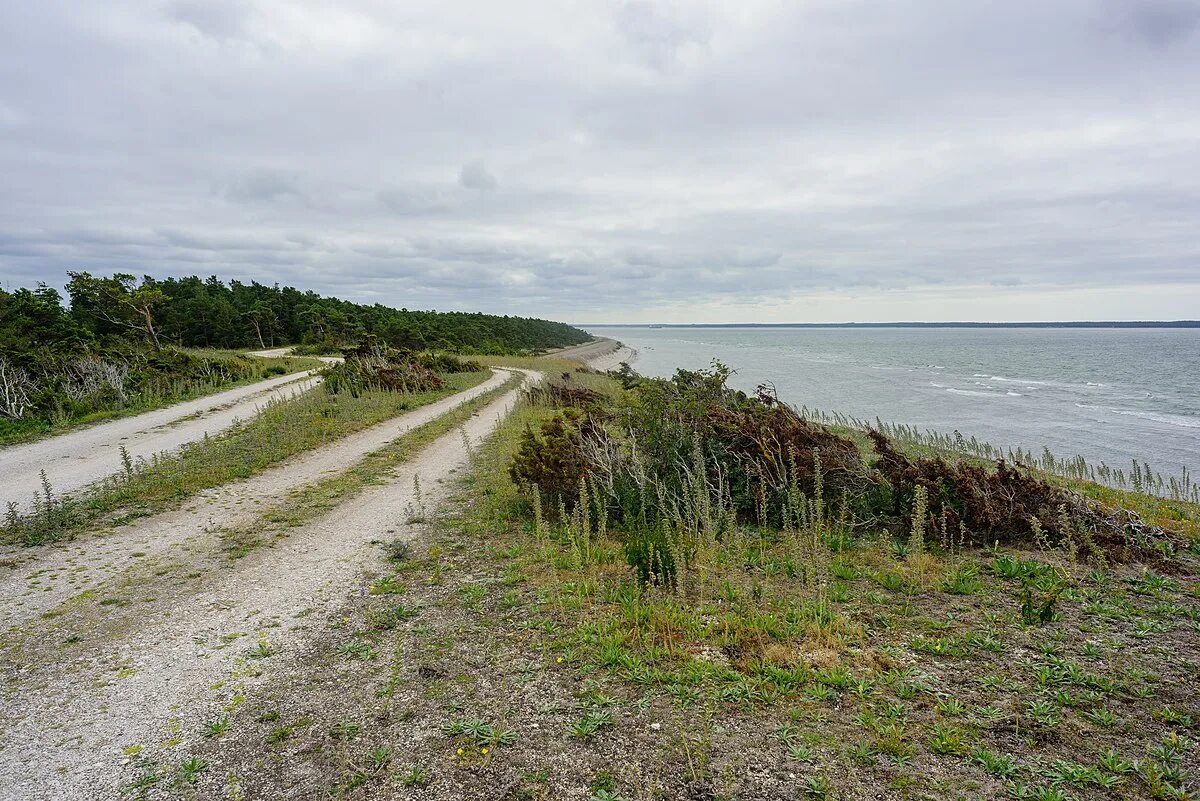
[868,429,1163,557]
[524,380,606,412]
[704,398,873,505]
[324,343,445,396]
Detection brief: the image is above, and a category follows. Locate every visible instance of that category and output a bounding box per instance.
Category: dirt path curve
[0,368,512,632]
[0,369,539,801]
[0,367,325,515]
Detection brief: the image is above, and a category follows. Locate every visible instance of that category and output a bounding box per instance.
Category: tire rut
[0,369,511,632]
[0,370,324,515]
[0,369,538,801]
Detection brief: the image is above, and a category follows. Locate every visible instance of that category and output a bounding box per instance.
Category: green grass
[2,371,492,546]
[408,370,1200,798]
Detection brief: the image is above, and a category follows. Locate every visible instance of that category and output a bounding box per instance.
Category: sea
[586,326,1200,483]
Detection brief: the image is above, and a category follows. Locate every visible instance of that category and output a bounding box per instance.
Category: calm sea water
[586,326,1200,479]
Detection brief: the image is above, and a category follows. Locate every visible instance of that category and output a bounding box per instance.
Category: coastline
[550,336,640,372]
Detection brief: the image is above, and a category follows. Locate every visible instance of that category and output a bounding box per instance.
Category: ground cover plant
[321,340,486,397]
[155,362,1199,800]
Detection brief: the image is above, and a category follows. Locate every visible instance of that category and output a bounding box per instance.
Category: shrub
[525,379,607,412]
[868,430,1160,556]
[1019,572,1065,625]
[323,344,444,396]
[624,521,677,588]
[508,410,599,506]
[416,352,486,374]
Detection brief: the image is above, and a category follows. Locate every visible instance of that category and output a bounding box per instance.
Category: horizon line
[580,320,1200,329]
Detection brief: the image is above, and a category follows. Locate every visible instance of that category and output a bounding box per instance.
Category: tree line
[1,272,590,357]
[0,272,590,433]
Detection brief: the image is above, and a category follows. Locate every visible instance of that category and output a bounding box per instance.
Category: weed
[570,710,614,739]
[202,716,230,738]
[399,765,430,787]
[802,774,834,799]
[177,757,208,785]
[973,747,1018,778]
[929,724,968,756]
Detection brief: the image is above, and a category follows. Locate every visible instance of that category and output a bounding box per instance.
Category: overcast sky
[2,1,1199,323]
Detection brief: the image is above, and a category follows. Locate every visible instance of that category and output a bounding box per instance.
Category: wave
[1074,403,1200,429]
[946,388,998,398]
[1006,391,1023,397]
[1109,408,1200,429]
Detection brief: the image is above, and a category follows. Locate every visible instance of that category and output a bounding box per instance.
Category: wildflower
[556,656,563,664]
[481,748,489,755]
[455,748,464,756]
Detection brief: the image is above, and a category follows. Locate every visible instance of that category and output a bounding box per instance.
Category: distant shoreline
[583,321,1200,329]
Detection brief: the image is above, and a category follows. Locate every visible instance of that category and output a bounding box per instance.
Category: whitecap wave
[989,375,1047,385]
[1109,409,1200,429]
[1073,404,1200,429]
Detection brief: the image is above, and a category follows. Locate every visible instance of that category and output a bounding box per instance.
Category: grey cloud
[615,1,710,71]
[0,102,28,129]
[458,161,498,191]
[1,1,1199,322]
[377,187,452,215]
[165,0,251,42]
[1112,0,1200,48]
[224,170,309,204]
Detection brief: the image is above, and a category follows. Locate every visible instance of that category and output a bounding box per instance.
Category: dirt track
[0,370,320,514]
[0,368,537,801]
[0,369,511,632]
[0,343,644,800]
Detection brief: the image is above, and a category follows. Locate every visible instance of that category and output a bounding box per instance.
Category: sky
[1,1,1199,324]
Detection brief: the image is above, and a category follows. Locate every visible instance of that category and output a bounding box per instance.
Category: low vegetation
[321,340,485,397]
[161,362,1198,800]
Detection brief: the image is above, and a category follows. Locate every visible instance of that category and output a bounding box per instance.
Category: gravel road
[0,368,538,801]
[0,370,320,514]
[0,368,512,631]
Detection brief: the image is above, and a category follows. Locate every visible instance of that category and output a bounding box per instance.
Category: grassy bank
[152,364,1199,800]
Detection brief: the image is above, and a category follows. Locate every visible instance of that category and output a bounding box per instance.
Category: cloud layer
[2,0,1198,322]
